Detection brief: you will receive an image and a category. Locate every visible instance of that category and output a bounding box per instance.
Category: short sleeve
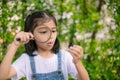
[11,54,27,80]
[65,51,78,79]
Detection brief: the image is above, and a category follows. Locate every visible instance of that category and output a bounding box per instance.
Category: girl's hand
[12,32,34,47]
[67,45,83,64]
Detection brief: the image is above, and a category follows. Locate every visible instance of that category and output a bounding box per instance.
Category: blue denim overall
[29,51,65,80]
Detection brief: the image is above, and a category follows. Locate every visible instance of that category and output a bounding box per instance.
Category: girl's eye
[39,31,47,34]
[52,30,57,33]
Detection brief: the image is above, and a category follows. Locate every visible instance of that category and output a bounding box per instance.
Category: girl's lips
[47,42,54,46]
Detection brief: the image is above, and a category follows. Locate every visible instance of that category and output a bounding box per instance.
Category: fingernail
[69,46,72,48]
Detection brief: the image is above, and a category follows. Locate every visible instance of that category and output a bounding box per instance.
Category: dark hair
[24,11,60,56]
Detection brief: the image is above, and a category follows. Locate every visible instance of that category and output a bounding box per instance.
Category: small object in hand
[68,42,73,48]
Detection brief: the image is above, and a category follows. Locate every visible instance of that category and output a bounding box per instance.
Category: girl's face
[33,20,57,51]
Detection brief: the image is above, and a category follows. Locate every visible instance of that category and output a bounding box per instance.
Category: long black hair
[24,11,60,56]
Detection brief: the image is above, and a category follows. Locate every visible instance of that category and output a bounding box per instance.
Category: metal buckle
[58,70,62,74]
[32,73,36,78]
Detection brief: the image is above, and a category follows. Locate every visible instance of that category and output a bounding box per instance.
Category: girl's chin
[47,46,53,50]
[39,46,53,50]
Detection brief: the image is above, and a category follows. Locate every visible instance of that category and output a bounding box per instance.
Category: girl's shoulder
[17,53,30,61]
[21,53,29,57]
[19,51,38,59]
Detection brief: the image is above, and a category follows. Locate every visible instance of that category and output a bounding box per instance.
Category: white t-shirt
[12,50,78,80]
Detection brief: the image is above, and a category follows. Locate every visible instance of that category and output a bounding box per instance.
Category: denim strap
[57,51,62,71]
[29,56,36,73]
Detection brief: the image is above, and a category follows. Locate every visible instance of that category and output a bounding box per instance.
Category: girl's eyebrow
[38,27,56,29]
[52,27,57,29]
[36,25,56,30]
[38,27,46,29]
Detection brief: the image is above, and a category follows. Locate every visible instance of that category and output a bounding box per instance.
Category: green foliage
[0,0,120,80]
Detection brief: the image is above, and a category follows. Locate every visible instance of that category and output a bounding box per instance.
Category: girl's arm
[68,45,89,80]
[0,43,18,79]
[0,32,33,79]
[75,61,89,80]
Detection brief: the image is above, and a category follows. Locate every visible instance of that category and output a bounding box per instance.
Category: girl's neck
[37,49,54,59]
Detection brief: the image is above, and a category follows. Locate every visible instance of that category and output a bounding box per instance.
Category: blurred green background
[0,0,120,80]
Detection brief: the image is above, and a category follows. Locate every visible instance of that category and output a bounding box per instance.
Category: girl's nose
[50,31,57,39]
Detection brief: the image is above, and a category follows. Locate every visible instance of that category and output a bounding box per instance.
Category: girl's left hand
[67,45,83,64]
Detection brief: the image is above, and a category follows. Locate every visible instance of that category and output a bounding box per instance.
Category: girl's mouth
[47,42,54,46]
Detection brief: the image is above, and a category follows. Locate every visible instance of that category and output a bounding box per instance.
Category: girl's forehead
[36,20,56,29]
[36,26,56,30]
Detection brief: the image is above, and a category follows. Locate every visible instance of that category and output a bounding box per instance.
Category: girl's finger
[70,47,81,54]
[74,45,83,52]
[22,35,27,42]
[73,45,83,55]
[28,32,34,39]
[68,48,80,57]
[26,35,30,40]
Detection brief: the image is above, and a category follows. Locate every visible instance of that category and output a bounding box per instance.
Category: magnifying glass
[16,26,52,43]
[34,26,52,43]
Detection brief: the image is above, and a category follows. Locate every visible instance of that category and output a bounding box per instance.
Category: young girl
[0,11,89,80]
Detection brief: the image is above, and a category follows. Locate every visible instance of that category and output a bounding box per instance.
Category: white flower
[96,32,105,40]
[90,56,94,61]
[27,3,35,11]
[98,56,102,60]
[17,1,22,10]
[98,19,103,25]
[62,12,73,19]
[7,1,15,8]
[15,26,21,33]
[48,0,53,5]
[67,19,73,26]
[84,39,91,43]
[83,54,88,60]
[111,24,117,30]
[96,47,101,51]
[62,12,67,19]
[105,16,112,24]
[116,57,119,60]
[105,49,112,55]
[62,29,69,34]
[7,26,12,32]
[75,32,83,40]
[11,14,19,21]
[84,33,92,38]
[7,22,14,32]
[102,4,107,11]
[96,26,111,40]
[54,12,61,20]
[66,12,73,19]
[75,20,79,24]
[7,22,14,27]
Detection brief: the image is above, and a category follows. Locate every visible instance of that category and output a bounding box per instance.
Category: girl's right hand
[12,32,34,47]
